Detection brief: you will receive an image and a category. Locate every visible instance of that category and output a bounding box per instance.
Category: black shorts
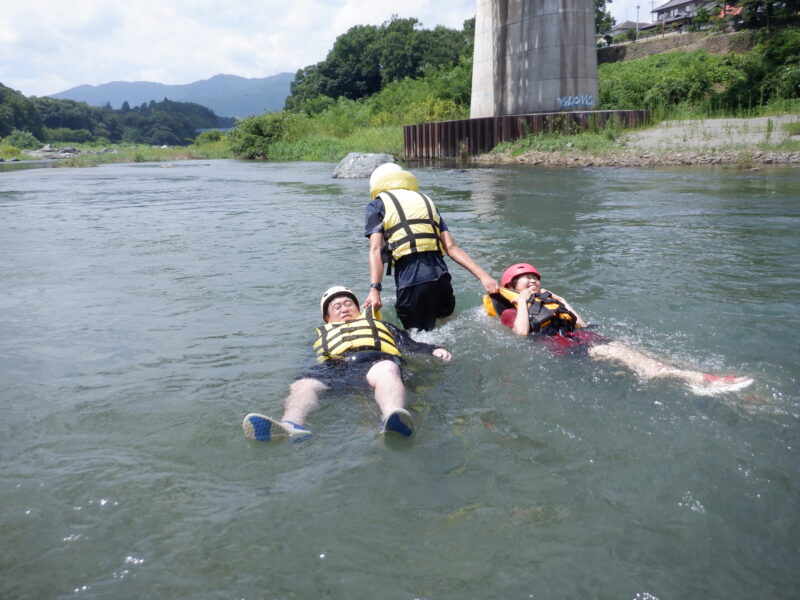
[296,352,404,391]
[395,274,456,331]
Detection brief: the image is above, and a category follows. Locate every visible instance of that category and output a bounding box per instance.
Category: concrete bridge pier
[470,0,599,117]
[403,0,650,159]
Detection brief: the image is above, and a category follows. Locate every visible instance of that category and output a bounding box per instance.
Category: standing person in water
[243,286,452,441]
[363,163,498,331]
[485,263,754,395]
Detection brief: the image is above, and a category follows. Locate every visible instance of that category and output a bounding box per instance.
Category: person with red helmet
[243,285,452,442]
[485,263,754,395]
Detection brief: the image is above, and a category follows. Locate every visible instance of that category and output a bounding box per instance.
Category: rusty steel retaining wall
[403,110,649,159]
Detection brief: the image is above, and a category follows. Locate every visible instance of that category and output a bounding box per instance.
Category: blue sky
[2,0,645,98]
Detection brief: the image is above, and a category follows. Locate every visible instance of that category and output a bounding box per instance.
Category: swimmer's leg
[366,360,413,436]
[587,341,753,395]
[243,378,327,441]
[281,377,329,427]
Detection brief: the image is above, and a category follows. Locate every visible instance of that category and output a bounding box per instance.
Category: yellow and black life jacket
[379,189,443,273]
[313,307,402,362]
[483,288,579,334]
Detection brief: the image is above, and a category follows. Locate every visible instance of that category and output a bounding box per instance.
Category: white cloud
[0,0,476,97]
[5,1,651,97]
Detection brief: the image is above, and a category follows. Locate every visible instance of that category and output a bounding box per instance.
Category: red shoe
[691,373,754,395]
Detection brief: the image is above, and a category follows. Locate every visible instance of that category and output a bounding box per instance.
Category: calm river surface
[2,159,799,599]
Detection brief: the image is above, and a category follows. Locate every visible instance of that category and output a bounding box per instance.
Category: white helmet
[369,162,402,193]
[320,286,359,319]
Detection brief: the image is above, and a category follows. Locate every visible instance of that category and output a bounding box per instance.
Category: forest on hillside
[0,86,234,147]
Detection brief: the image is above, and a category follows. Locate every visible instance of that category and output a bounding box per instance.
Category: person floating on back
[363,163,498,331]
[485,262,754,395]
[243,286,452,442]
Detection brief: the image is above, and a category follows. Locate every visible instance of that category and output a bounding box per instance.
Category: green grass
[650,97,800,121]
[491,131,621,157]
[755,138,800,151]
[783,121,800,136]
[268,126,403,162]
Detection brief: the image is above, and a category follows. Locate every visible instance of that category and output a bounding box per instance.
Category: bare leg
[280,378,329,425]
[588,341,753,393]
[589,342,702,382]
[243,377,328,441]
[365,359,414,436]
[365,360,406,418]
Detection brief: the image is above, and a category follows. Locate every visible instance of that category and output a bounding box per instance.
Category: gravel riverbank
[479,114,800,168]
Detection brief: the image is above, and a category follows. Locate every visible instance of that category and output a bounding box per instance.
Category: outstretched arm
[440,230,498,294]
[389,324,452,362]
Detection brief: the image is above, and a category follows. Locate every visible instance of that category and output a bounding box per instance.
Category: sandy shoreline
[478,114,800,168]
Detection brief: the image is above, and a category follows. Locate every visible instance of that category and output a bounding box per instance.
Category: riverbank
[479,114,800,168]
[4,115,799,170]
[0,142,230,167]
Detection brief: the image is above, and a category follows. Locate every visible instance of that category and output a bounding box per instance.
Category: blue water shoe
[381,408,414,437]
[243,413,310,441]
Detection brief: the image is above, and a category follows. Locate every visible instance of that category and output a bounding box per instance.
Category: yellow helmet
[369,166,419,200]
[320,286,359,319]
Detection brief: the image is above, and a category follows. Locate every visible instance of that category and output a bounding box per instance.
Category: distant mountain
[49,73,294,118]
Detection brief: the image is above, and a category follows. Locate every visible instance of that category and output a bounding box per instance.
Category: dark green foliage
[738,0,800,30]
[0,83,43,138]
[691,7,713,31]
[596,0,616,34]
[599,27,800,112]
[227,112,305,158]
[32,96,121,141]
[117,98,234,145]
[43,128,95,143]
[712,26,800,108]
[7,91,235,145]
[285,16,472,113]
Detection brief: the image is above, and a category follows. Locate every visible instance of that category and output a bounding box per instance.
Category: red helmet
[501,263,540,288]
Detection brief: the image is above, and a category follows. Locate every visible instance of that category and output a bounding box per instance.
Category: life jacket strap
[381,191,443,274]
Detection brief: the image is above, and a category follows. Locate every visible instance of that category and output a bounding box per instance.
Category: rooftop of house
[608,20,653,33]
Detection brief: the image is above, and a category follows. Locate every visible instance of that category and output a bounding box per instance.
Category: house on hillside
[652,0,720,32]
[608,20,653,37]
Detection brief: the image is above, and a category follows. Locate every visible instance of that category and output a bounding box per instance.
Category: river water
[1,160,798,599]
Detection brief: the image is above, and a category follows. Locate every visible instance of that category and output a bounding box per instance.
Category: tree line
[284,15,475,114]
[0,84,234,147]
[285,4,618,114]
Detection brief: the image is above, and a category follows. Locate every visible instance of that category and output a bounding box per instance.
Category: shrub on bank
[2,128,41,149]
[0,143,22,157]
[227,112,309,159]
[268,126,403,162]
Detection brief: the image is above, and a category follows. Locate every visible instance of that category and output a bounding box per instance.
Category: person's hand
[481,275,499,295]
[432,348,452,362]
[516,286,534,304]
[363,287,382,309]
